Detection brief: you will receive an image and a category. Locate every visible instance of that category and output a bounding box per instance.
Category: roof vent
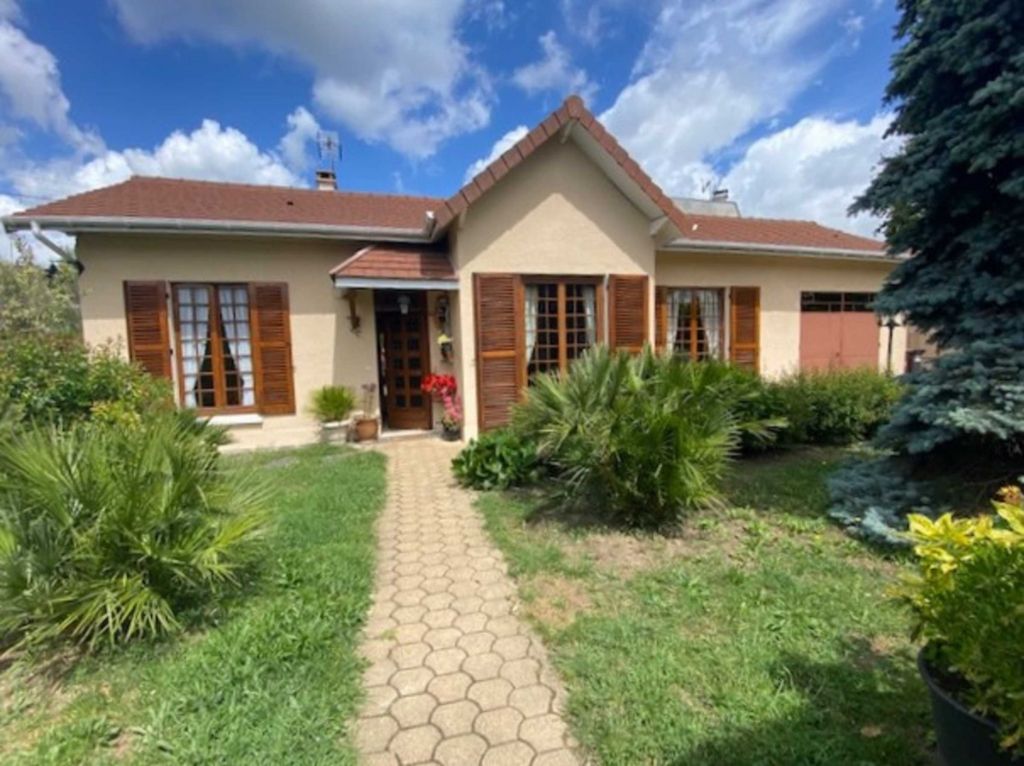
[315,169,337,191]
[712,188,729,202]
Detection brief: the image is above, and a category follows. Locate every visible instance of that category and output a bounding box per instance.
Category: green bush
[452,429,541,490]
[0,414,267,648]
[770,369,903,446]
[511,347,768,528]
[898,494,1024,754]
[0,335,172,426]
[310,385,356,423]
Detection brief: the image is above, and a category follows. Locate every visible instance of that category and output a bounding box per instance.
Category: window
[801,291,876,312]
[666,288,725,361]
[173,284,256,410]
[524,279,599,379]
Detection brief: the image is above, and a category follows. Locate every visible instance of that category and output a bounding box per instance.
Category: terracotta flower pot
[918,652,1018,766]
[354,417,379,442]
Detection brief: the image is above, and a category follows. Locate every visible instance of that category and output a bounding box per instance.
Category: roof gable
[434,95,688,236]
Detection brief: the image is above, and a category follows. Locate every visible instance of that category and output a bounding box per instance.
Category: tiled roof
[675,214,886,254]
[4,96,888,257]
[434,95,689,233]
[330,244,456,282]
[8,176,441,232]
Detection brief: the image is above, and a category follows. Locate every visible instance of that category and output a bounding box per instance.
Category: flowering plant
[422,374,462,430]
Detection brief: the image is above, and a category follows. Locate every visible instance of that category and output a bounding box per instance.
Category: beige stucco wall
[452,138,657,438]
[76,233,377,449]
[655,251,908,378]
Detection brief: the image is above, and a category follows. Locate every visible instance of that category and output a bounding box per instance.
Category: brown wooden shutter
[730,286,760,372]
[123,281,172,379]
[250,283,296,415]
[655,286,668,354]
[474,274,523,431]
[608,275,649,353]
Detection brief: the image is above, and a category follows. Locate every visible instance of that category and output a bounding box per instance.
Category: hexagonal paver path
[353,439,580,766]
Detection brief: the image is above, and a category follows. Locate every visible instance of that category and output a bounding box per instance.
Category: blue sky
[0,0,902,252]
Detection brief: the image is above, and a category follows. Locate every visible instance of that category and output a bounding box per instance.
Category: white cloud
[277,106,321,174]
[721,113,898,236]
[601,0,845,194]
[512,31,596,102]
[8,118,305,204]
[0,14,101,152]
[464,124,528,182]
[109,0,492,159]
[559,0,606,46]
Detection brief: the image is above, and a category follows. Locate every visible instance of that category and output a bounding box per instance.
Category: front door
[377,293,431,430]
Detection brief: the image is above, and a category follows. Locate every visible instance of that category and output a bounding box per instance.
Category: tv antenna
[317,131,340,171]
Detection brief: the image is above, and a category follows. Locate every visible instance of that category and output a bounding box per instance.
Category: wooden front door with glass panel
[377,293,431,430]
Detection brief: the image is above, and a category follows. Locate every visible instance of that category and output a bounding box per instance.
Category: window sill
[205,413,264,427]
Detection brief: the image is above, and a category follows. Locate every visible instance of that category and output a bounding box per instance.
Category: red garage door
[800,292,879,371]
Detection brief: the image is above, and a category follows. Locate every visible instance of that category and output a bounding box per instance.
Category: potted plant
[354,383,379,441]
[421,373,462,441]
[310,385,356,443]
[898,486,1024,765]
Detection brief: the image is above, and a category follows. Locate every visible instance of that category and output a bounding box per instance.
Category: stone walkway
[353,439,580,766]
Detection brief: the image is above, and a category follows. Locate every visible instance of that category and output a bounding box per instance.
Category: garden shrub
[770,369,903,446]
[310,385,356,422]
[452,429,541,490]
[0,413,267,648]
[898,490,1024,754]
[511,347,768,528]
[0,335,172,426]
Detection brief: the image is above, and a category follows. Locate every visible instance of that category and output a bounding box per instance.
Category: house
[3,96,908,448]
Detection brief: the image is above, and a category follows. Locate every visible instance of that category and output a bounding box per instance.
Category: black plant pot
[441,425,461,442]
[918,652,1018,766]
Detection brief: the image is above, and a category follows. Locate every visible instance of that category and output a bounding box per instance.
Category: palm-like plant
[0,414,267,648]
[512,346,781,528]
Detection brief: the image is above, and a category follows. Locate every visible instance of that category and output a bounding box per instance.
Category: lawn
[0,444,386,765]
[478,447,935,765]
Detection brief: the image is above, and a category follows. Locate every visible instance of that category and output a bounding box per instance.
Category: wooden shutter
[654,286,668,354]
[608,275,649,353]
[730,286,760,372]
[123,281,172,378]
[474,274,523,431]
[250,283,295,415]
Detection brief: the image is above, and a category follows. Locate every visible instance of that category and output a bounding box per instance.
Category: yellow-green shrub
[899,490,1024,753]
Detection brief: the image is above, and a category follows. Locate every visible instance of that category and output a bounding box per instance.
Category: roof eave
[1,214,434,243]
[332,276,458,290]
[661,238,901,261]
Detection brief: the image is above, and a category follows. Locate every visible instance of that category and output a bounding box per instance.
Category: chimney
[712,188,729,202]
[315,169,337,191]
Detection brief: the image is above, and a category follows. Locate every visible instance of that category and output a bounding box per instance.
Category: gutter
[662,238,902,262]
[2,214,435,243]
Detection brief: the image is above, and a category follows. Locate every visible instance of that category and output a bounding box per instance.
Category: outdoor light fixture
[397,294,411,315]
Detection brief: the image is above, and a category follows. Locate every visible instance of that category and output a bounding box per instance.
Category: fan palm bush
[512,347,775,528]
[0,413,267,648]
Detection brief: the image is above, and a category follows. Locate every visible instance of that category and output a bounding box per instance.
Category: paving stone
[390,724,441,765]
[391,693,438,728]
[364,684,399,717]
[435,733,488,766]
[474,707,525,745]
[427,672,474,704]
[393,623,429,645]
[500,658,542,688]
[463,651,503,681]
[422,609,458,629]
[393,588,428,607]
[481,741,536,766]
[431,700,481,737]
[468,678,514,710]
[534,749,579,766]
[457,630,496,655]
[390,667,435,695]
[391,642,431,669]
[520,713,569,753]
[425,647,468,675]
[421,592,456,611]
[355,714,399,752]
[508,685,554,717]
[453,612,489,634]
[493,636,531,661]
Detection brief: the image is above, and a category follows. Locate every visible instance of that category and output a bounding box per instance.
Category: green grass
[0,444,386,765]
[478,447,934,765]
